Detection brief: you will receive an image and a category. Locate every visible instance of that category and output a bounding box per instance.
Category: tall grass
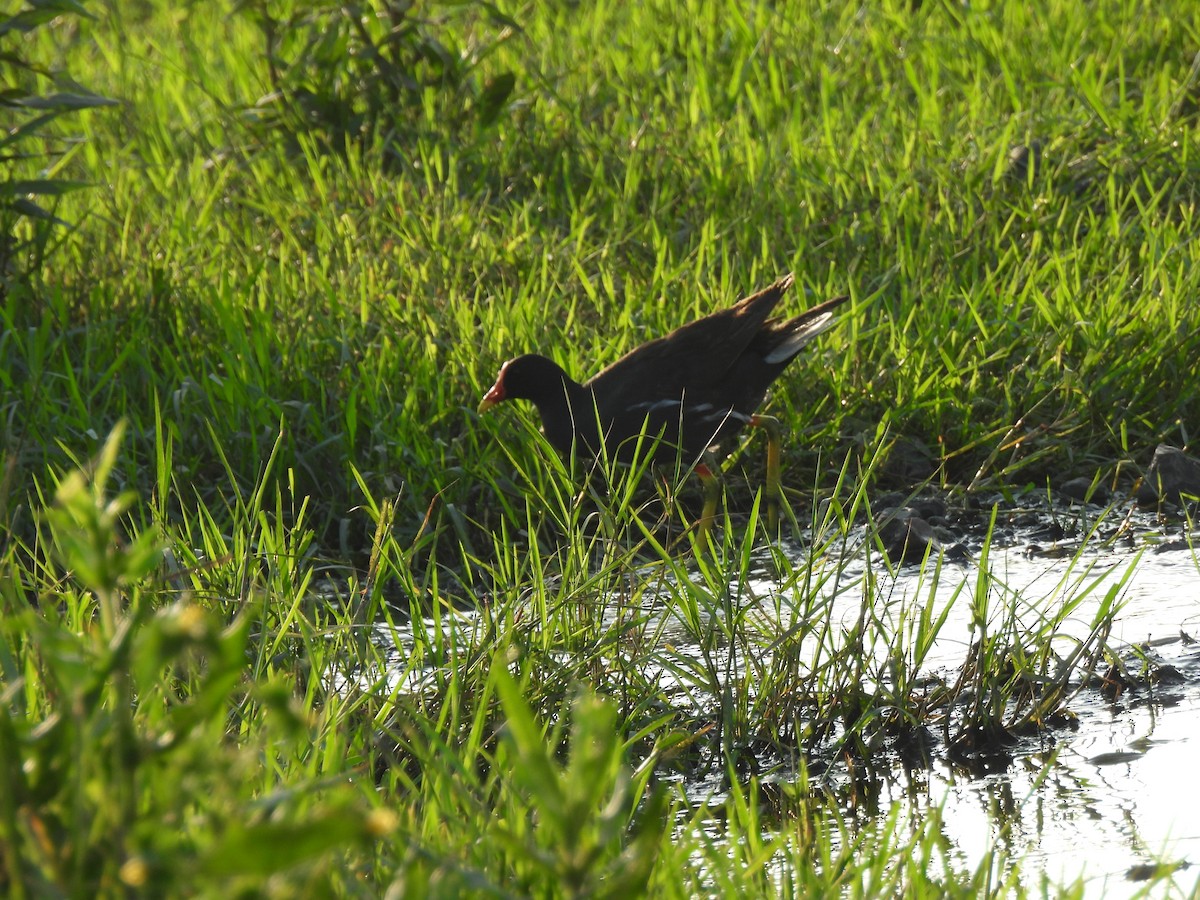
[5,420,1132,895]
[3,0,1198,895]
[6,0,1199,552]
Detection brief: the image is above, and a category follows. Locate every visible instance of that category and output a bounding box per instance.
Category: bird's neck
[536,378,599,457]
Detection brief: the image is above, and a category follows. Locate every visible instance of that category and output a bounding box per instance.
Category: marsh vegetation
[3,1,1200,896]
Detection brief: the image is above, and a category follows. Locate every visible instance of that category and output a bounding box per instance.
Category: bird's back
[582,276,808,463]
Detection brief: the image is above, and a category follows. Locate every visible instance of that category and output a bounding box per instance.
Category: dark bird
[478,274,849,532]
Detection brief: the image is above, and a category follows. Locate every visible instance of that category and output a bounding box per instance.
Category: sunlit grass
[4,0,1199,895]
[6,421,1136,895]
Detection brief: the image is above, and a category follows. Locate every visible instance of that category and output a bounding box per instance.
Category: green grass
[3,0,1199,895]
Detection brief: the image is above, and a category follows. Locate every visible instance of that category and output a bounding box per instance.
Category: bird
[478,274,849,534]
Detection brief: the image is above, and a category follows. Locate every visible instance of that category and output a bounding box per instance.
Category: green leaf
[478,2,522,33]
[0,179,93,197]
[30,0,95,16]
[0,86,38,103]
[492,660,565,821]
[563,694,623,817]
[202,805,372,876]
[6,197,70,226]
[0,9,61,37]
[0,110,60,150]
[12,91,118,110]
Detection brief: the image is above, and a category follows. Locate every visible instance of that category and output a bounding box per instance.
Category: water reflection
[819,540,1200,897]
[371,529,1199,896]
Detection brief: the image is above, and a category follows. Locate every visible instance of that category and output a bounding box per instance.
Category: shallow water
[375,511,1200,896]
[634,519,1200,895]
[776,533,1200,897]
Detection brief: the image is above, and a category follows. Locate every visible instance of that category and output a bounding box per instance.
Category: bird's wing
[585,275,793,405]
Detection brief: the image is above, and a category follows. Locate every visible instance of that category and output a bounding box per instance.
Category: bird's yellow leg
[695,456,723,540]
[750,415,783,531]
